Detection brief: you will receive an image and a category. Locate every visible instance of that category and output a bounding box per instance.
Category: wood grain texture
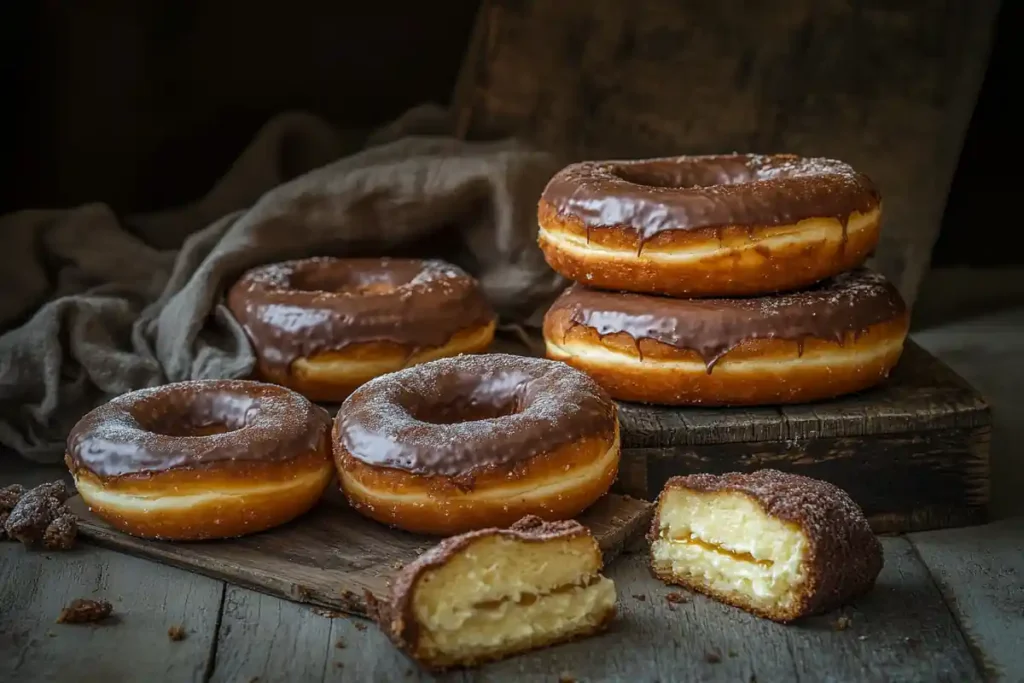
[209,540,982,682]
[617,425,990,534]
[0,543,223,683]
[909,519,1024,681]
[210,587,336,683]
[453,0,1001,305]
[66,492,652,618]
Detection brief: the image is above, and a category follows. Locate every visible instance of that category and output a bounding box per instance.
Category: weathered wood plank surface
[909,519,1024,681]
[0,450,1008,682]
[0,543,223,683]
[66,492,652,618]
[915,305,1024,520]
[209,540,982,682]
[454,0,1001,306]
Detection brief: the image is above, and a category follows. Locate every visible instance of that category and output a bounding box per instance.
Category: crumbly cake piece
[649,470,882,622]
[368,516,617,670]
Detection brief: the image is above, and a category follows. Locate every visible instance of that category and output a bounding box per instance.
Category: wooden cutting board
[67,492,652,618]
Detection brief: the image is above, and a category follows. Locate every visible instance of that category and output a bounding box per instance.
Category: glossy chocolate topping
[227,258,495,369]
[540,154,880,242]
[337,353,617,476]
[66,380,330,478]
[546,269,906,370]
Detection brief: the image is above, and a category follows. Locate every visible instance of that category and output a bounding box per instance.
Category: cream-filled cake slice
[649,470,882,622]
[369,515,616,670]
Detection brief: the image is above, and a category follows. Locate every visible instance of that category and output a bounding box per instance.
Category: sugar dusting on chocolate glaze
[540,154,880,249]
[66,380,330,478]
[546,269,906,372]
[227,258,495,370]
[337,354,617,477]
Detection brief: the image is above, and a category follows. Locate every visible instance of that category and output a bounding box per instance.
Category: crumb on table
[57,598,112,624]
[168,624,186,641]
[665,592,689,604]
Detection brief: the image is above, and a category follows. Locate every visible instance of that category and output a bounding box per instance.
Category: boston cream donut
[228,257,496,402]
[65,380,333,540]
[543,269,909,406]
[538,154,881,297]
[333,353,620,535]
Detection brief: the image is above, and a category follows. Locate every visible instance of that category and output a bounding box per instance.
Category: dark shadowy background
[0,0,1018,266]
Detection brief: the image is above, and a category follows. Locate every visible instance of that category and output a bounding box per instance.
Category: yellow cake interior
[410,533,616,666]
[651,488,808,613]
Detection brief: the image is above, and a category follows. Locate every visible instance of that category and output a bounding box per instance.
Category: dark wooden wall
[1,1,1016,266]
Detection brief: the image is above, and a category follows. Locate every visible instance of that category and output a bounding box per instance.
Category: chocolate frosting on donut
[227,258,495,369]
[67,380,330,478]
[540,154,880,244]
[337,354,617,476]
[546,269,906,370]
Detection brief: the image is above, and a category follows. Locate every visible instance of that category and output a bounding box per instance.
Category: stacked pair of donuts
[539,154,911,405]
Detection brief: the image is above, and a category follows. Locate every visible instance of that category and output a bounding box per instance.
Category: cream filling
[651,491,807,609]
[75,467,329,512]
[418,577,616,658]
[546,335,903,373]
[342,436,619,503]
[539,209,878,263]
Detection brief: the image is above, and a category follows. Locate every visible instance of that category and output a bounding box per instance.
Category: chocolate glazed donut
[543,269,909,406]
[332,353,620,535]
[227,257,497,402]
[538,154,881,297]
[66,380,334,540]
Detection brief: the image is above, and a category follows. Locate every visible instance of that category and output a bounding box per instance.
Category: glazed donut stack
[539,154,911,406]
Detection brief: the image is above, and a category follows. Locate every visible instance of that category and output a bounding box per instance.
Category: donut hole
[142,392,260,438]
[613,159,756,189]
[289,262,422,296]
[407,371,531,425]
[415,395,521,425]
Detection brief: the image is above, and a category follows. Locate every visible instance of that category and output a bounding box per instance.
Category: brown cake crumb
[168,625,186,641]
[354,622,367,631]
[0,484,26,541]
[311,607,346,619]
[57,598,112,624]
[833,615,852,631]
[559,673,577,683]
[0,484,26,509]
[665,592,689,604]
[4,481,77,549]
[705,651,722,664]
[335,638,345,649]
[633,594,647,601]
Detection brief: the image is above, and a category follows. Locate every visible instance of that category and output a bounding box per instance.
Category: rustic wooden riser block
[610,341,990,533]
[66,492,652,618]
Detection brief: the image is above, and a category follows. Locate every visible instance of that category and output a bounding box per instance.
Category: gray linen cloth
[0,106,564,462]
